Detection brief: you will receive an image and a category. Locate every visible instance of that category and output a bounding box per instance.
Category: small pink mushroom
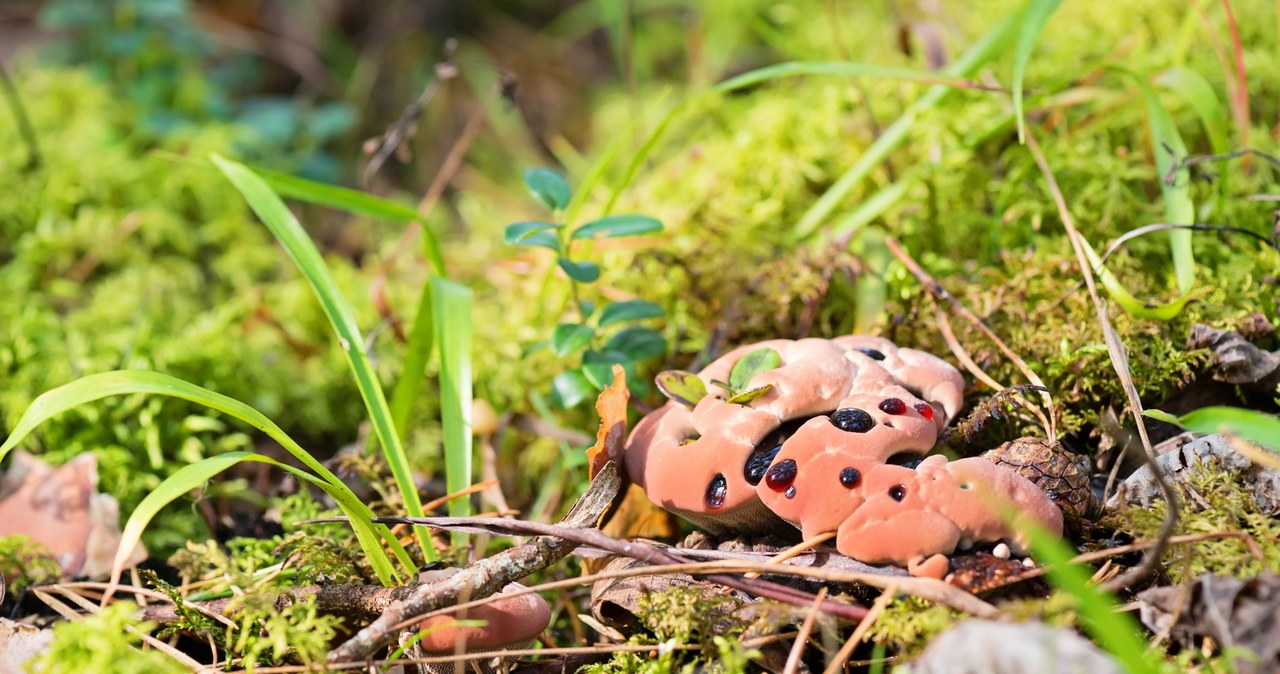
[413,569,551,667]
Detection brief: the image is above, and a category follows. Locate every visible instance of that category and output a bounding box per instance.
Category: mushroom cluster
[625,336,1063,578]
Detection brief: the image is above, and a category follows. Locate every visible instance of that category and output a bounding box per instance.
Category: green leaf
[211,154,433,560]
[655,370,707,409]
[250,165,447,276]
[558,258,601,283]
[605,327,667,361]
[503,221,561,244]
[432,277,474,544]
[1156,68,1230,155]
[390,271,435,442]
[551,370,595,408]
[571,214,662,240]
[727,385,773,405]
[0,371,410,586]
[598,300,665,327]
[519,231,562,252]
[1012,0,1062,143]
[552,323,596,356]
[729,348,781,393]
[1145,407,1280,452]
[581,351,639,390]
[524,167,571,211]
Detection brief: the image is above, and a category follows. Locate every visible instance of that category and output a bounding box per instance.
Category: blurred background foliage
[0,0,1276,551]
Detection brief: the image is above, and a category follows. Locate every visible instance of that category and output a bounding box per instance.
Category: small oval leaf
[503,221,561,245]
[558,258,601,283]
[524,167,571,211]
[552,370,595,408]
[598,300,665,327]
[728,347,781,393]
[655,370,707,409]
[727,384,773,405]
[605,327,666,361]
[552,323,596,356]
[571,214,663,240]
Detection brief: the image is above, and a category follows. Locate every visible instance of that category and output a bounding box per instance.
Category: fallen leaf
[585,364,629,479]
[1109,433,1280,515]
[0,451,145,579]
[1139,574,1280,674]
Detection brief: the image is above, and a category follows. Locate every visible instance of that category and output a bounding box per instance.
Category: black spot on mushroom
[744,418,805,486]
[856,347,886,361]
[889,484,907,501]
[887,452,924,469]
[831,408,875,433]
[706,474,728,509]
[839,467,861,487]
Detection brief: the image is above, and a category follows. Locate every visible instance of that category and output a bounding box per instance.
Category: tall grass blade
[0,371,410,586]
[431,277,474,545]
[252,164,446,276]
[791,12,1019,239]
[1012,0,1062,143]
[212,154,434,560]
[1110,69,1196,294]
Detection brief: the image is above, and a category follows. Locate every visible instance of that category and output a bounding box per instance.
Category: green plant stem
[0,59,40,169]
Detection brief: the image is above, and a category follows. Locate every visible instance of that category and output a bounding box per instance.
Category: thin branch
[362,41,460,187]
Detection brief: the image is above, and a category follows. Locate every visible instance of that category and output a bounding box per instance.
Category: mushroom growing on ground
[411,568,551,673]
[625,336,1064,578]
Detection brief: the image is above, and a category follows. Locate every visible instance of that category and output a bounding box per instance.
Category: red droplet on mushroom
[839,467,861,487]
[913,402,934,420]
[784,485,797,499]
[831,408,875,432]
[889,484,907,501]
[705,474,728,509]
[879,397,907,415]
[765,458,798,491]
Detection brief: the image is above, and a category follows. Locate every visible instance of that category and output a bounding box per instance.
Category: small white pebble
[1022,557,1037,568]
[958,537,974,551]
[992,543,1011,559]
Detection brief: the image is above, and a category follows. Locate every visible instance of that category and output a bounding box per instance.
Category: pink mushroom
[413,569,551,667]
[625,335,1064,578]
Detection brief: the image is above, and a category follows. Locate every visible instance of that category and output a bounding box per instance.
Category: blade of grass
[0,371,411,587]
[431,277,474,546]
[1109,68,1196,294]
[1154,68,1229,155]
[791,12,1020,239]
[1146,407,1280,452]
[390,279,435,439]
[115,451,399,589]
[602,37,1017,216]
[1013,0,1062,143]
[251,165,446,277]
[212,154,434,560]
[1024,524,1157,674]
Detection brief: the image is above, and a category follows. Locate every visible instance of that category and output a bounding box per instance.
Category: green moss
[1106,461,1280,582]
[865,596,962,657]
[26,601,186,674]
[581,587,759,674]
[0,535,62,598]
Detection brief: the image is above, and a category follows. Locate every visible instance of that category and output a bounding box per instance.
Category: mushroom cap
[625,336,965,534]
[414,572,551,653]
